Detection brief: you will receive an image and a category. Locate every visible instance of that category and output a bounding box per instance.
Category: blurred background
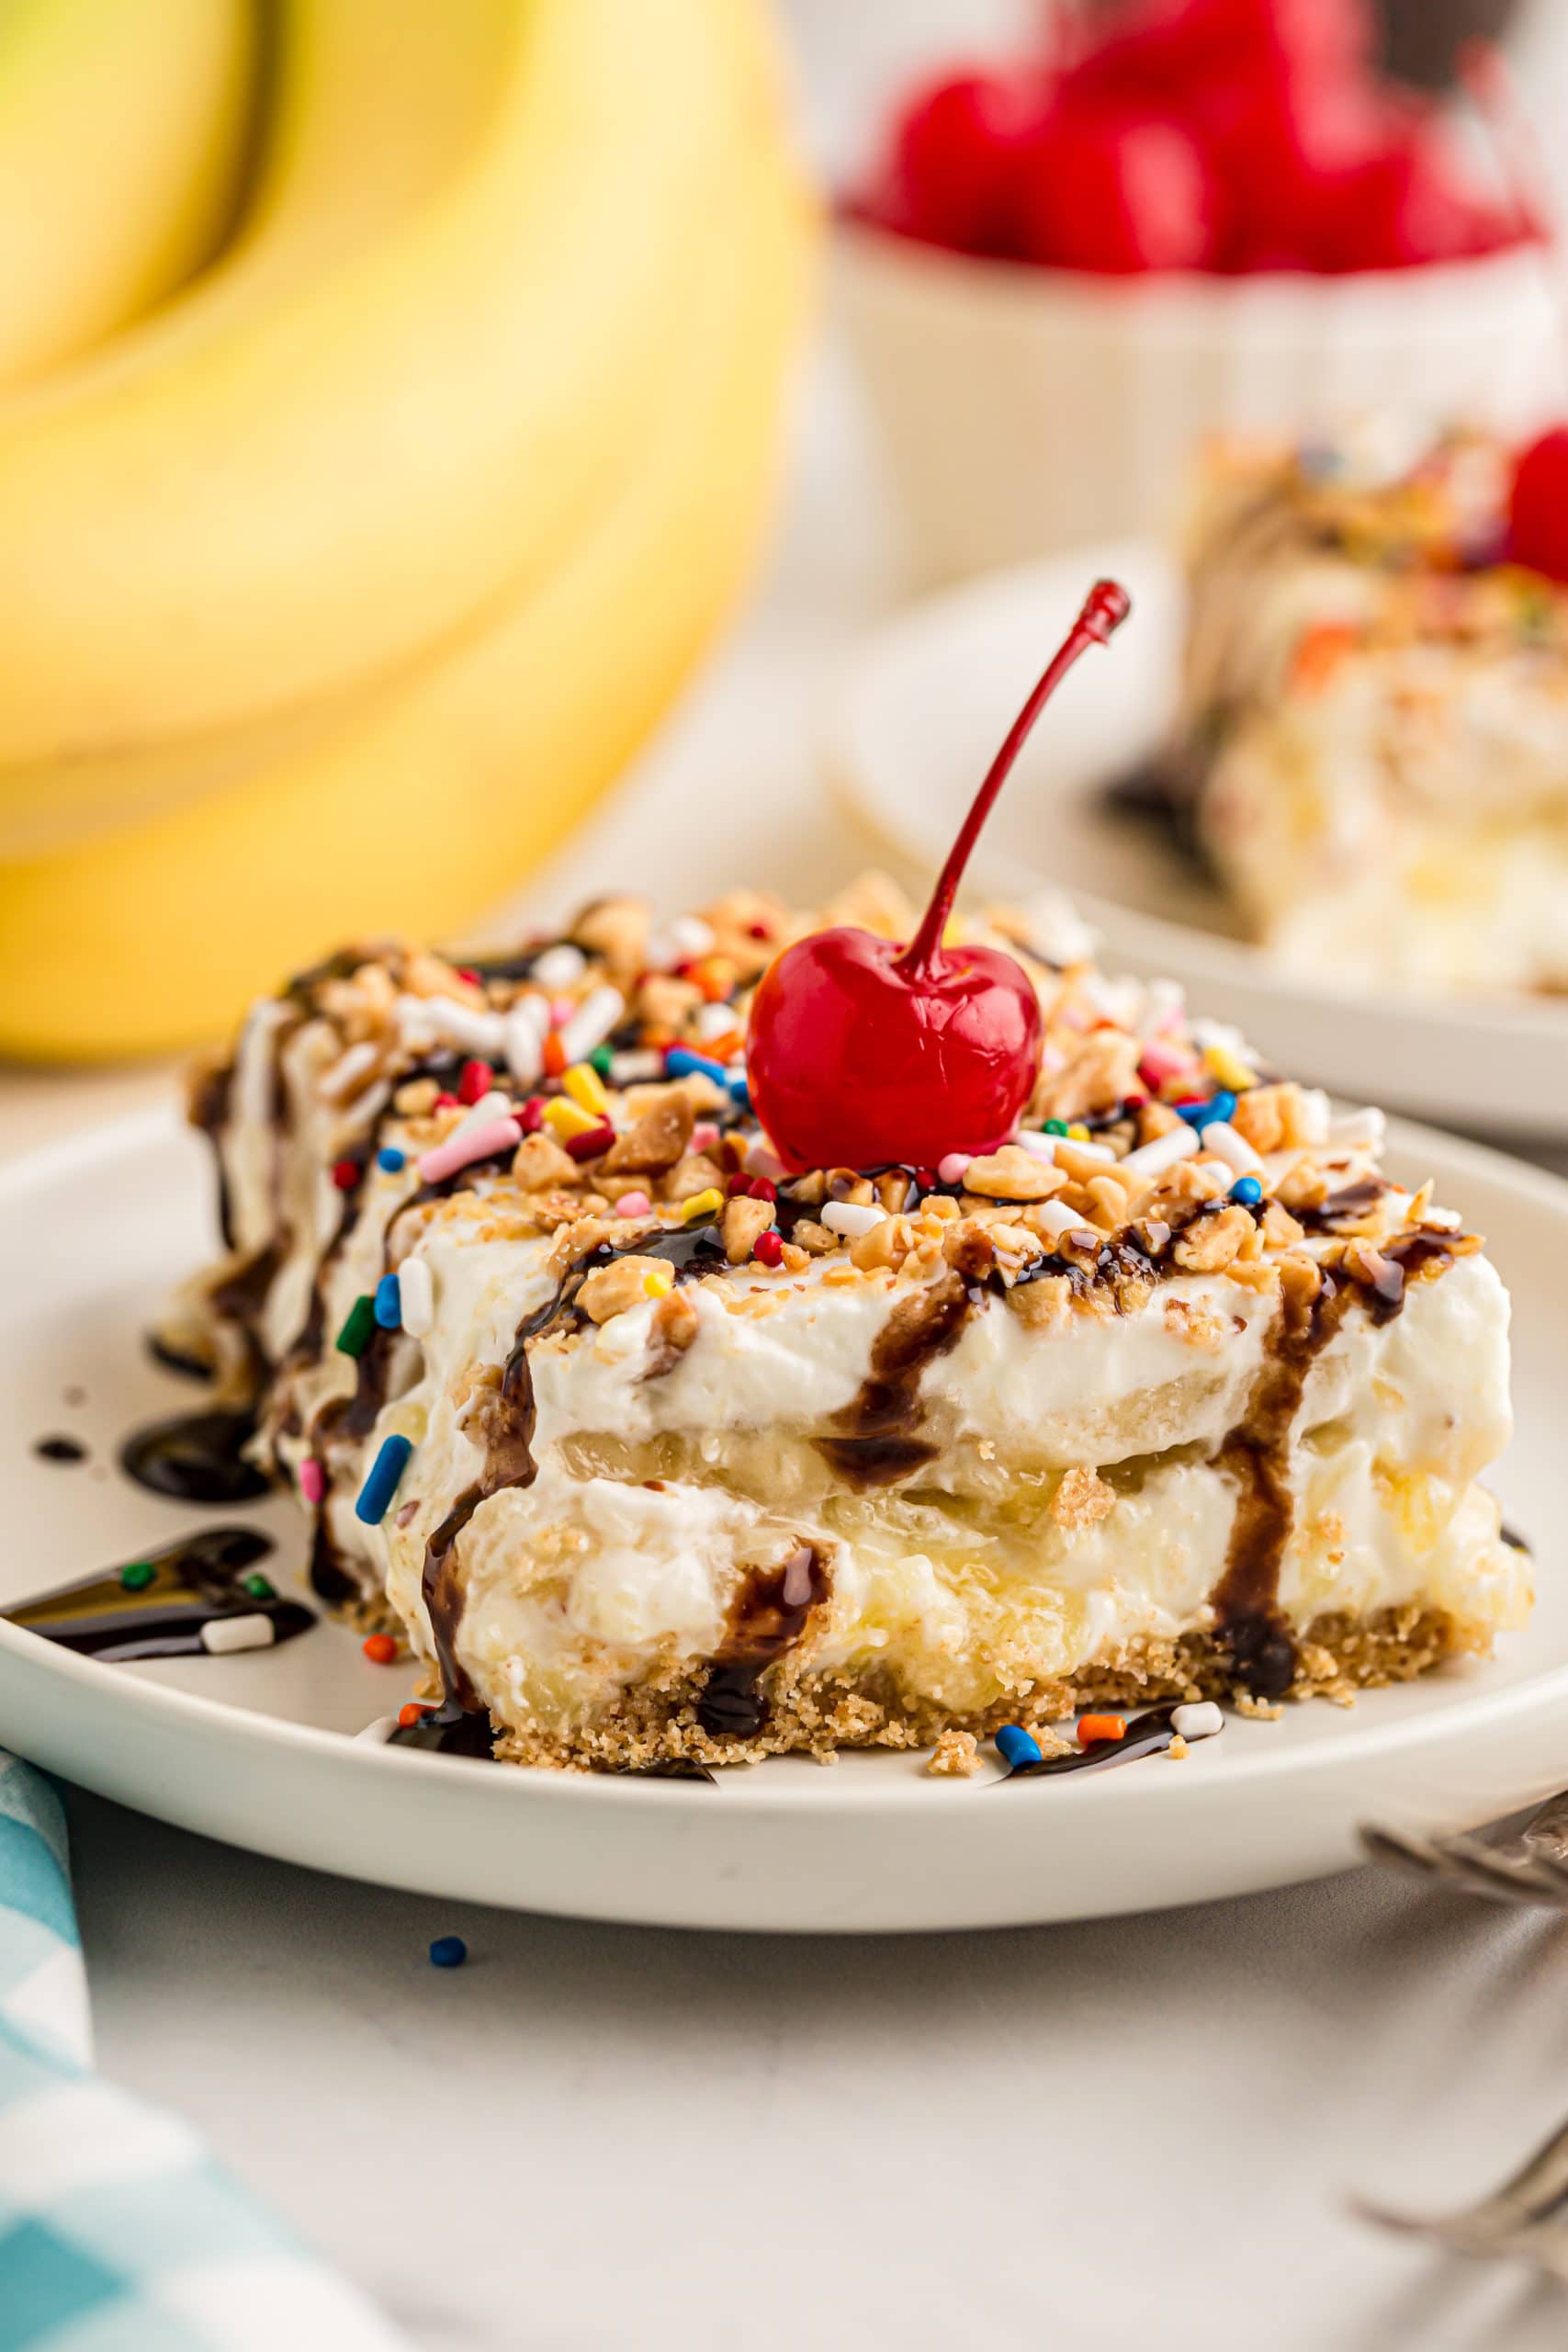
[1,0,1566,1099]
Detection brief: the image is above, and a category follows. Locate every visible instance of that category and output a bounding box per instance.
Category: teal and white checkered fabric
[0,1754,406,2351]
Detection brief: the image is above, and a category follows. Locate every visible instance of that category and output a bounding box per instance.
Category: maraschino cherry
[747,581,1131,1174]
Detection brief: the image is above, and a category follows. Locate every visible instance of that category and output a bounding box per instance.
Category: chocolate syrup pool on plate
[119,1408,270,1506]
[5,1527,311,1661]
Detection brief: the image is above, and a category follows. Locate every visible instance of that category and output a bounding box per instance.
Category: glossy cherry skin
[747,925,1043,1174]
[1017,103,1217,274]
[1508,427,1568,586]
[882,69,1050,254]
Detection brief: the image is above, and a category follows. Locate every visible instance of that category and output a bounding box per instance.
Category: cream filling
[343,1242,1515,1736]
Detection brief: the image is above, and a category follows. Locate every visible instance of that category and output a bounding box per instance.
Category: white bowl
[838,219,1562,581]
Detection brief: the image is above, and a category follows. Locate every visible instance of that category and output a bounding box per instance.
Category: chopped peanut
[580,1255,675,1324]
[603,1092,693,1175]
[512,1133,581,1191]
[660,1152,725,1204]
[571,895,649,974]
[722,1195,775,1263]
[1171,1203,1254,1272]
[964,1145,1064,1203]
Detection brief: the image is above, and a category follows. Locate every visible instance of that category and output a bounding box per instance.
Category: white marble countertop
[9,350,1568,2350]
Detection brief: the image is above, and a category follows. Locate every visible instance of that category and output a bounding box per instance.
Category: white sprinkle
[557,984,625,1064]
[937,1152,972,1186]
[1121,1124,1201,1179]
[1190,1015,1244,1055]
[1328,1105,1385,1151]
[503,995,549,1086]
[319,1039,379,1102]
[395,993,504,1057]
[1298,1088,1333,1147]
[398,1256,434,1338]
[1034,1198,1087,1242]
[821,1201,887,1239]
[694,1001,739,1042]
[200,1614,276,1656]
[645,914,716,970]
[1171,1702,1224,1742]
[451,1090,512,1145]
[532,943,587,989]
[354,1716,399,1746]
[1011,1130,1113,1168]
[611,1048,665,1087]
[1199,1120,1263,1177]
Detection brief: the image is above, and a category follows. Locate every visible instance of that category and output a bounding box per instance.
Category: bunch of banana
[0,0,815,1057]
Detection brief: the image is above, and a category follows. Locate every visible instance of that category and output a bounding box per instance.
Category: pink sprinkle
[550,993,575,1025]
[416,1115,522,1184]
[1138,1043,1191,1091]
[298,1458,325,1506]
[938,1152,972,1186]
[615,1189,653,1218]
[692,1121,720,1153]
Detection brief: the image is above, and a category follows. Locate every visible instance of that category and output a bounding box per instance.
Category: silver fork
[1359,1789,1568,1907]
[1356,2108,1568,2279]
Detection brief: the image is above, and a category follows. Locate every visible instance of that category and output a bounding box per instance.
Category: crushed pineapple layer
[381,1420,1525,1740]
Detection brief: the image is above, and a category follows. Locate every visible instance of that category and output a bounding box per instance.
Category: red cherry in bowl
[1507,426,1568,586]
[874,68,1050,254]
[1016,103,1217,274]
[747,582,1132,1174]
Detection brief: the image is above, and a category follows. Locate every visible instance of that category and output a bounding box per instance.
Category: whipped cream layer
[174,879,1526,1764]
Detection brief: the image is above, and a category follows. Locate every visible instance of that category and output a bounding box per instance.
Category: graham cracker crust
[490,1604,1486,1773]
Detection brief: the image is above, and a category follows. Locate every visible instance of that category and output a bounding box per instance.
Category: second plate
[829,540,1568,1145]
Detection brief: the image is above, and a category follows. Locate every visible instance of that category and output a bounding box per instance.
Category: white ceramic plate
[828,540,1568,1144]
[2,1109,1565,1936]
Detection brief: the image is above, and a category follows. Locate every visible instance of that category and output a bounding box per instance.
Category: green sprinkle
[336,1295,377,1358]
[1043,1119,1069,1136]
[589,1044,614,1079]
[119,1561,155,1591]
[243,1572,276,1601]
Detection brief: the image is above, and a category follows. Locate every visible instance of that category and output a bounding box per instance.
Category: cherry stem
[896,578,1131,980]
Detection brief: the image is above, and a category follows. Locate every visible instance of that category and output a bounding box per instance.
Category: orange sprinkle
[542,1031,568,1078]
[1290,620,1356,695]
[1077,1713,1126,1746]
[397,1701,429,1728]
[702,1028,744,1063]
[363,1633,399,1665]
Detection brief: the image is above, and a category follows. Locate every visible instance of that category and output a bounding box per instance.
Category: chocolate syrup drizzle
[696,1544,830,1737]
[120,1409,269,1506]
[1209,1227,1457,1694]
[5,1527,310,1660]
[817,1266,977,1489]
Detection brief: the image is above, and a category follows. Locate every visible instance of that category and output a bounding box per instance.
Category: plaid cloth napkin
[0,1752,407,2351]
